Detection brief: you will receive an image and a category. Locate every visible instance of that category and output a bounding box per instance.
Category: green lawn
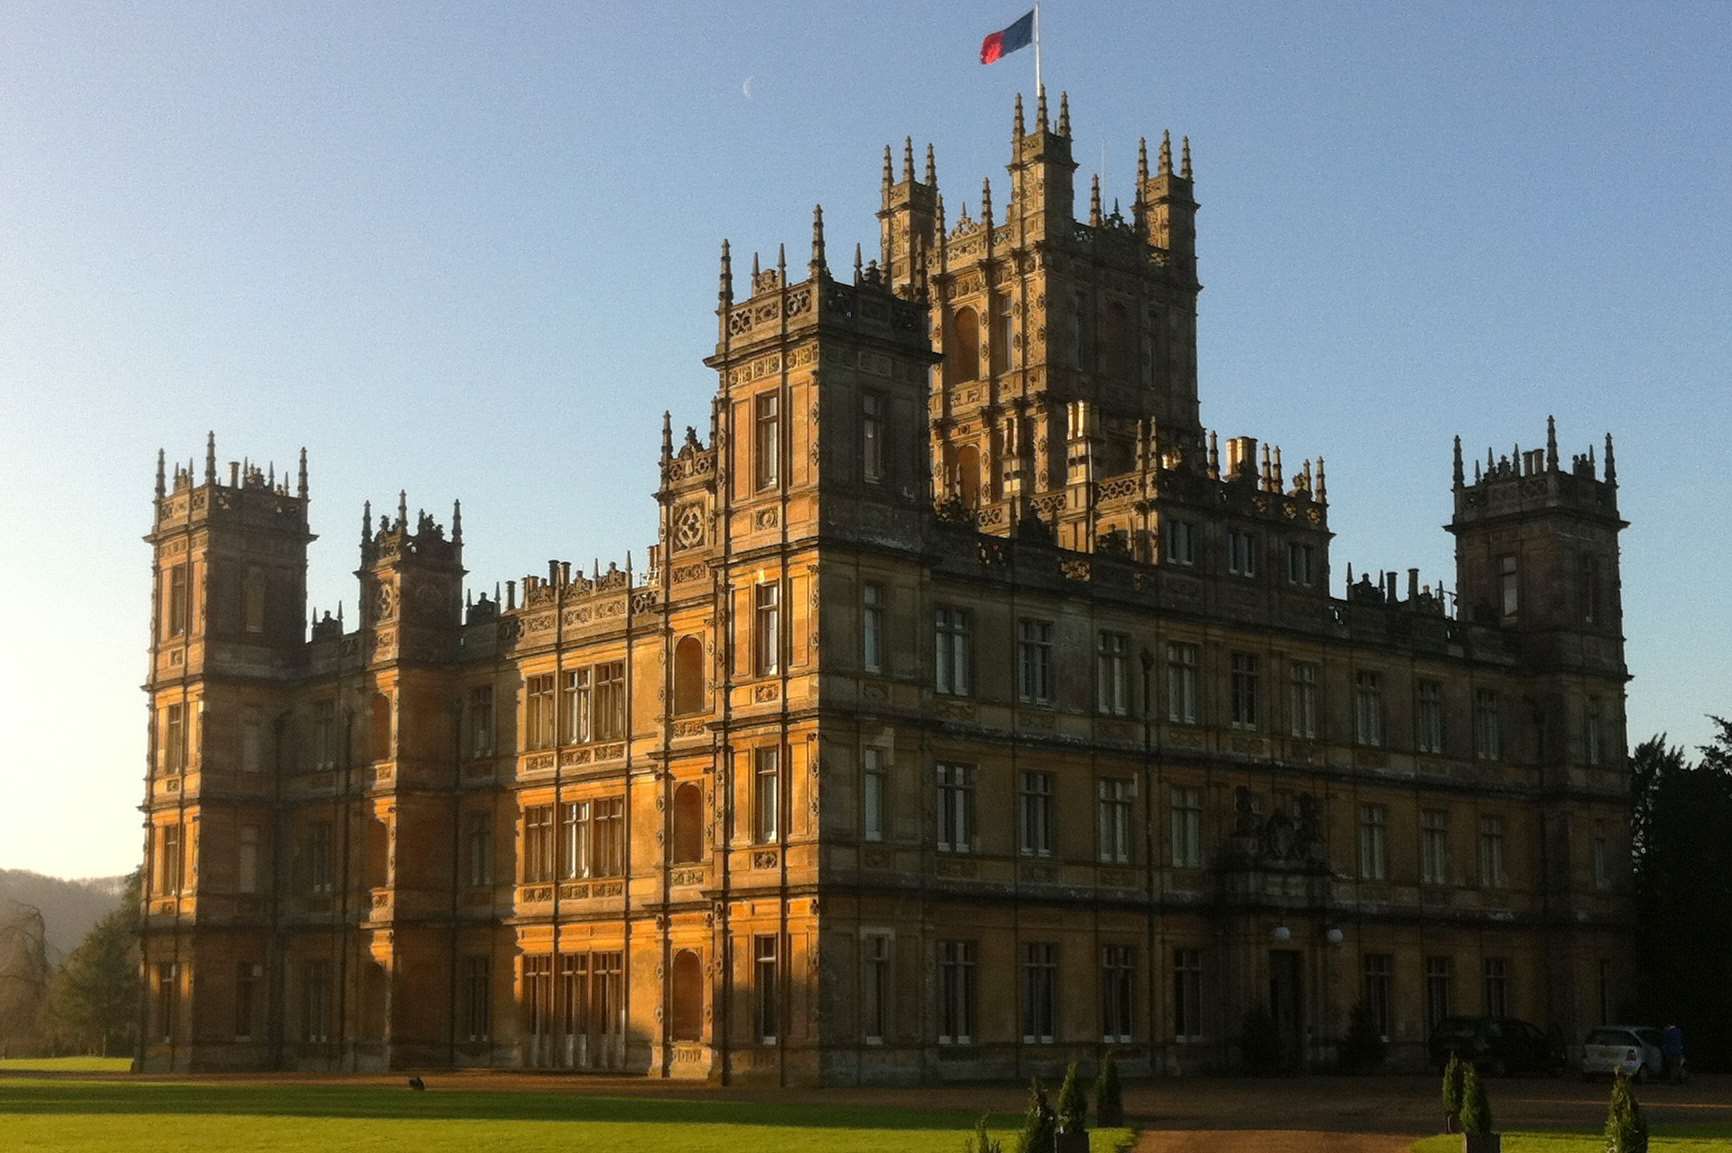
[1412,1131,1732,1152]
[0,1057,132,1073]
[0,1077,1134,1153]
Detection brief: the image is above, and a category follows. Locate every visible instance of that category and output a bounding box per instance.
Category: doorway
[1268,949,1303,1071]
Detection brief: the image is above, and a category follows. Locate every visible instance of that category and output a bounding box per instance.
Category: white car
[1581,1026,1665,1081]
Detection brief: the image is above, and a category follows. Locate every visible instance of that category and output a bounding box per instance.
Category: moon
[742,76,753,100]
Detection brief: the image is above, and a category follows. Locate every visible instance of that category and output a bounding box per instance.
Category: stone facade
[137,94,1632,1083]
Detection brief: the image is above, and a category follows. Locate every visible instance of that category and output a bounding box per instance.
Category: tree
[1458,1063,1493,1137]
[1093,1049,1125,1127]
[1014,1078,1055,1153]
[0,901,50,1056]
[962,1115,1002,1153]
[1442,1052,1466,1132]
[1339,999,1387,1073]
[1604,1071,1648,1153]
[1055,1061,1087,1135]
[44,880,140,1056]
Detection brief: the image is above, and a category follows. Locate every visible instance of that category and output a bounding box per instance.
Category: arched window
[955,443,981,509]
[670,949,703,1043]
[671,782,704,865]
[369,694,391,762]
[1103,302,1128,379]
[672,635,705,717]
[949,306,979,384]
[243,567,266,635]
[991,294,1014,375]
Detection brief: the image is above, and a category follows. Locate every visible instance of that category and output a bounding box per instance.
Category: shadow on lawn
[0,1080,998,1131]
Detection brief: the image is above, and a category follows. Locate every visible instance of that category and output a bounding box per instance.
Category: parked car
[1428,1016,1567,1075]
[1581,1026,1665,1082]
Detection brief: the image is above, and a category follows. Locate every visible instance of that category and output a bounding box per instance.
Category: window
[1021,942,1058,1043]
[1421,809,1450,886]
[1425,957,1453,1034]
[754,748,780,843]
[862,583,884,673]
[936,762,975,853]
[1417,680,1444,754]
[1230,652,1259,730]
[670,949,702,1043]
[862,748,886,843]
[525,954,553,1044]
[1098,778,1134,864]
[1173,948,1203,1040]
[1483,958,1510,1018]
[754,392,780,490]
[754,584,781,677]
[237,824,259,895]
[302,959,332,1043]
[1581,554,1600,624]
[1473,689,1502,760]
[526,674,555,751]
[1478,814,1507,888]
[1018,619,1055,704]
[1593,820,1610,890]
[934,607,972,695]
[1102,301,1128,378]
[861,393,885,483]
[463,956,490,1041]
[155,962,177,1043]
[1019,771,1055,857]
[1097,631,1130,716]
[465,811,492,886]
[304,820,332,894]
[593,662,625,741]
[1167,642,1199,723]
[314,700,336,769]
[164,704,186,774]
[862,934,891,1043]
[1286,542,1315,587]
[671,783,704,864]
[950,306,980,383]
[468,686,494,757]
[993,293,1015,374]
[158,823,183,893]
[1355,671,1384,747]
[1585,697,1605,767]
[1228,529,1258,577]
[1072,292,1091,371]
[368,692,391,762]
[592,798,623,877]
[234,962,259,1040]
[1166,518,1197,566]
[1363,954,1393,1041]
[937,940,976,1044]
[1359,804,1387,881]
[1500,555,1519,618]
[240,713,262,773]
[754,934,779,1043]
[166,564,188,638]
[561,801,591,880]
[523,805,555,883]
[1170,786,1202,868]
[243,566,266,634]
[1102,944,1135,1043]
[1289,662,1317,738]
[672,638,704,717]
[560,668,591,744]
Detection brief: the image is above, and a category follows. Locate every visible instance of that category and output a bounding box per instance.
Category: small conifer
[1442,1052,1466,1129]
[1604,1071,1649,1153]
[1014,1077,1055,1153]
[1055,1061,1088,1135]
[1093,1050,1125,1127]
[962,1115,1002,1153]
[1458,1063,1493,1137]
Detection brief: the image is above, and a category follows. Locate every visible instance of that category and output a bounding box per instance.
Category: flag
[980,11,1034,65]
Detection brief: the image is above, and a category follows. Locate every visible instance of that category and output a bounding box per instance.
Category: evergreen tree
[44,899,138,1056]
[1093,1050,1124,1127]
[962,1115,1002,1153]
[1339,999,1387,1073]
[1014,1077,1055,1153]
[1442,1052,1466,1128]
[1055,1060,1087,1135]
[1604,1071,1649,1153]
[1458,1063,1493,1136]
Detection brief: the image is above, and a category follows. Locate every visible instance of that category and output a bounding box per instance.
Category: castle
[138,93,1632,1083]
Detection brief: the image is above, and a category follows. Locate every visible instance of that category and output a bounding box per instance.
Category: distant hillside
[0,870,128,961]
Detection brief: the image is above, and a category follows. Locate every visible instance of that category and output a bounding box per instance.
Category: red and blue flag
[980,11,1034,65]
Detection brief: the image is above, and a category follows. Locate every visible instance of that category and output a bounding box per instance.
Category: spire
[204,431,216,484]
[1207,430,1220,478]
[924,142,936,186]
[853,241,863,284]
[809,203,826,277]
[1037,84,1049,133]
[1181,135,1192,180]
[398,488,408,526]
[1137,136,1150,184]
[718,238,733,305]
[1604,432,1617,485]
[1453,435,1465,488]
[1274,446,1284,492]
[451,498,463,544]
[1089,174,1103,226]
[776,242,786,282]
[297,447,308,499]
[935,194,948,269]
[1316,456,1328,503]
[902,136,914,183]
[880,145,893,201]
[752,251,761,282]
[1058,91,1071,136]
[980,177,994,228]
[661,410,673,463]
[1014,92,1025,141]
[155,449,166,499]
[362,500,372,545]
[1545,415,1559,470]
[1159,130,1173,177]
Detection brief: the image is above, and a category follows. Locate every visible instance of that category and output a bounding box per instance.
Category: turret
[1140,128,1198,277]
[877,136,938,293]
[1007,85,1077,236]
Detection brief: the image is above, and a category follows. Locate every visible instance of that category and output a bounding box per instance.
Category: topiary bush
[1605,1070,1649,1153]
[962,1114,1002,1153]
[1339,999,1387,1073]
[1014,1077,1055,1153]
[1093,1049,1124,1127]
[1240,1005,1282,1075]
[1459,1062,1493,1137]
[1442,1052,1466,1131]
[1055,1060,1087,1135]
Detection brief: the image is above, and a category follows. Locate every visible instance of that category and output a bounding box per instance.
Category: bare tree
[0,900,50,1056]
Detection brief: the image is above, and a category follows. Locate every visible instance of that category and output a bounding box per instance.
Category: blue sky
[2,2,1727,877]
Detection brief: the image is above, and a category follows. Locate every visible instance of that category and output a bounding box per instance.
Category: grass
[1411,1131,1732,1152]
[0,1076,1136,1153]
[0,1057,132,1073]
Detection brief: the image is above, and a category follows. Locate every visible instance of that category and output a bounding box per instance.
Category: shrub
[1240,1005,1282,1075]
[1014,1077,1055,1153]
[1605,1071,1649,1153]
[1339,999,1387,1073]
[1458,1063,1493,1136]
[1055,1061,1087,1135]
[1442,1052,1466,1126]
[962,1115,1002,1153]
[1094,1050,1125,1127]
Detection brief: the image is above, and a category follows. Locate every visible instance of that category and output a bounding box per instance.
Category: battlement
[1451,416,1621,528]
[150,433,309,539]
[358,491,462,570]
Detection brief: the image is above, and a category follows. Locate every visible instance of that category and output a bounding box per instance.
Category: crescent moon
[742,76,754,100]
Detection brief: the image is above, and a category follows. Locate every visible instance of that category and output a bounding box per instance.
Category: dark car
[1428,1016,1567,1075]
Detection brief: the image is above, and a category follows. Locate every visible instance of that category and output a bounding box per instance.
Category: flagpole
[1033,2,1042,97]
